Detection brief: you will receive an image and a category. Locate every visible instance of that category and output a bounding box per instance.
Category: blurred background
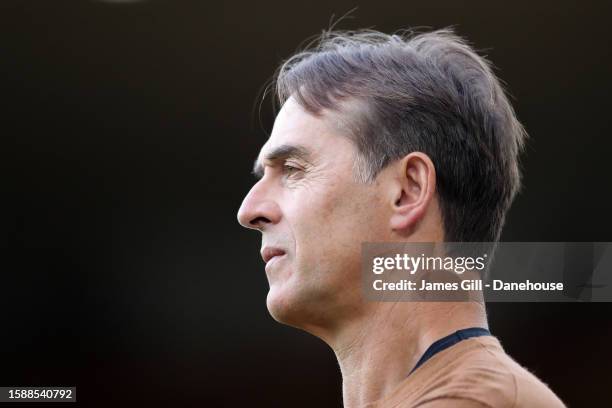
[2,0,611,406]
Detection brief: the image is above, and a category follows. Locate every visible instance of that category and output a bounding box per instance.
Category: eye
[283,164,299,174]
[282,162,303,177]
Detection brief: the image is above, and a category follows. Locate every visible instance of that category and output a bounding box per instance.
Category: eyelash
[282,163,302,176]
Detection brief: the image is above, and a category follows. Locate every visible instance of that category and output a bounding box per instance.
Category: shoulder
[471,337,566,407]
[487,340,566,408]
[451,336,566,408]
[380,336,565,408]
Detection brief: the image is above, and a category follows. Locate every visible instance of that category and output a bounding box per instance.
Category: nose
[237,180,282,231]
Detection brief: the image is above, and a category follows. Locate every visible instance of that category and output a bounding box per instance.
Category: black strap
[408,327,491,375]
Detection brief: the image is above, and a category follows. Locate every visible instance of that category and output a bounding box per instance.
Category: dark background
[2,0,611,406]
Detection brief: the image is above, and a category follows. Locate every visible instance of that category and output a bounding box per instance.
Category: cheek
[290,182,349,233]
[289,185,376,266]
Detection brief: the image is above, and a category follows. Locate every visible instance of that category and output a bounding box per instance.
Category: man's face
[237,98,389,331]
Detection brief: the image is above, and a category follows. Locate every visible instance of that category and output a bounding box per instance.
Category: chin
[265,281,340,336]
[265,282,321,329]
[266,284,300,325]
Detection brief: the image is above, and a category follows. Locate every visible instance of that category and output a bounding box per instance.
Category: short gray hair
[273,28,527,243]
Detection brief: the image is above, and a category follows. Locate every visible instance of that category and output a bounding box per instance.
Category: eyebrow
[252,144,312,179]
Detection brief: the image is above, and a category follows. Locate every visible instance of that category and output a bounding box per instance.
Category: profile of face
[237,97,437,334]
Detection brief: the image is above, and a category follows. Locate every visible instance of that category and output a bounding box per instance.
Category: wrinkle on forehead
[276,95,366,142]
[259,96,369,180]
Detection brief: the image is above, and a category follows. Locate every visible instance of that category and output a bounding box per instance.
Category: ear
[389,152,437,231]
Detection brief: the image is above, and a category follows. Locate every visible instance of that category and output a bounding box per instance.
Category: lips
[261,247,286,264]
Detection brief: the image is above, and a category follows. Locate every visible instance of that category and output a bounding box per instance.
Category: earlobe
[389,152,436,232]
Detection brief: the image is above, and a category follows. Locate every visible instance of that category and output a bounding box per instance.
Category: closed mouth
[261,247,287,264]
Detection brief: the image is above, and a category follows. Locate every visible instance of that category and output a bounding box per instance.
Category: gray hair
[272,28,527,243]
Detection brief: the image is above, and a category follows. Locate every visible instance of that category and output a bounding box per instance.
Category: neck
[328,301,488,408]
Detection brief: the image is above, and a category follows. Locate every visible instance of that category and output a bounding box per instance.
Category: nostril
[250,216,271,226]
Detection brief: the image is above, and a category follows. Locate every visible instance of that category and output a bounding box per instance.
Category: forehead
[258,97,354,161]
